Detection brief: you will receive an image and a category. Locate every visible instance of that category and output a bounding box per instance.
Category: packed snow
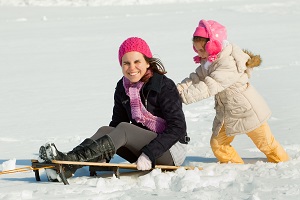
[1,0,300,199]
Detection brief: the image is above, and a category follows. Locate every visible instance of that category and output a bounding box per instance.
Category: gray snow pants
[90,122,174,165]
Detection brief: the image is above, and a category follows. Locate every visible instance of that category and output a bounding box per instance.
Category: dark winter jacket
[109,72,188,166]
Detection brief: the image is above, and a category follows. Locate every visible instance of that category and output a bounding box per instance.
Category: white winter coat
[177,43,271,136]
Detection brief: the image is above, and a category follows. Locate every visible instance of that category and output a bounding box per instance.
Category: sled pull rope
[0,166,55,175]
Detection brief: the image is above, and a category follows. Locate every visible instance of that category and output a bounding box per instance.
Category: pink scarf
[123,77,166,133]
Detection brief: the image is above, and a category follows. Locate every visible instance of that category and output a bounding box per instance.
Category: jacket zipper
[141,84,150,109]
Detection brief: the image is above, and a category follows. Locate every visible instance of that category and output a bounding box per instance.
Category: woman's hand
[136,153,152,171]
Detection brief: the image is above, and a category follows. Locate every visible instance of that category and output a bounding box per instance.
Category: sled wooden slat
[0,166,33,175]
[52,160,202,170]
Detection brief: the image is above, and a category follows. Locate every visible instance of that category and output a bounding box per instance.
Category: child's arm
[177,65,212,104]
[177,65,206,93]
[177,76,217,104]
[178,58,243,104]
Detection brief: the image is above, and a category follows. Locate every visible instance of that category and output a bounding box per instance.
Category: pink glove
[136,153,152,171]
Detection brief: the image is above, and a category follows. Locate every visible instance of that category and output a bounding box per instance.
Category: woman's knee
[97,126,113,134]
[91,126,114,140]
[116,122,130,130]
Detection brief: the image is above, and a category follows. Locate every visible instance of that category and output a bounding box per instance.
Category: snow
[1,0,300,199]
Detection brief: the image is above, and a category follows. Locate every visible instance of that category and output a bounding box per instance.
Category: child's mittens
[177,84,184,94]
[245,67,253,78]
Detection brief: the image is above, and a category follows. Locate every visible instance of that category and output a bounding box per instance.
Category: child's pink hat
[193,19,227,62]
[118,37,153,65]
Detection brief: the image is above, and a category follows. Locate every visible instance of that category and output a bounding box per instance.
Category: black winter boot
[62,137,114,176]
[39,136,115,182]
[43,135,115,163]
[63,138,96,176]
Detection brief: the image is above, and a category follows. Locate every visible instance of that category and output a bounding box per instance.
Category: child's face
[121,51,150,83]
[193,41,209,60]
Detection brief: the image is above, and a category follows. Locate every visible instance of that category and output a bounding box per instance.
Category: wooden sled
[31,159,202,185]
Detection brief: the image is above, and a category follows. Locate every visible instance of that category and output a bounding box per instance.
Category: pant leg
[90,126,138,162]
[247,123,289,163]
[91,122,174,165]
[90,126,114,140]
[210,125,244,164]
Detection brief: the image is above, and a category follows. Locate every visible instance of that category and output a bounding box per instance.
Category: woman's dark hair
[141,56,167,82]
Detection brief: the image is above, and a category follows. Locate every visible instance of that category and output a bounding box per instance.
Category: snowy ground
[1,0,300,199]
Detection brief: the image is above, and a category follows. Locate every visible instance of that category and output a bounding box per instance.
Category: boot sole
[39,146,51,163]
[39,143,56,162]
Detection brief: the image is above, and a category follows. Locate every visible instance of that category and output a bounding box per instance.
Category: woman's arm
[141,77,187,166]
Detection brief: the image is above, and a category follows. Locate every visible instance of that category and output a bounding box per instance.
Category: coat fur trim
[243,49,262,68]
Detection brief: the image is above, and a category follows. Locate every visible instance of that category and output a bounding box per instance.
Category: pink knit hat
[193,19,227,63]
[118,37,153,65]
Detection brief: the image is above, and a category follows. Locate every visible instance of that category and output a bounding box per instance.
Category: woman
[39,37,189,181]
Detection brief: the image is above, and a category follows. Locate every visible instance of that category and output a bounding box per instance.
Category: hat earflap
[201,20,223,62]
[205,40,222,57]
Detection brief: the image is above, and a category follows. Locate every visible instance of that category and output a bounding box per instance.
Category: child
[177,19,289,164]
[39,37,189,181]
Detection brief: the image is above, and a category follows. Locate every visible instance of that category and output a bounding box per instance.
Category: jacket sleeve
[177,65,205,93]
[109,80,130,127]
[141,78,187,166]
[178,57,241,105]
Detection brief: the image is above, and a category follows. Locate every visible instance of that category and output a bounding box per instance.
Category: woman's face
[193,41,209,60]
[121,51,150,83]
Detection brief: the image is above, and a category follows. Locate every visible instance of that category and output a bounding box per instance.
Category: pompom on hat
[193,19,227,63]
[118,37,153,66]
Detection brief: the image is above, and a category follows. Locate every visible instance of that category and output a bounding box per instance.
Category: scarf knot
[123,77,166,133]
